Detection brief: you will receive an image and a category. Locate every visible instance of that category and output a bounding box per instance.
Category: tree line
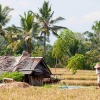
[0,1,100,73]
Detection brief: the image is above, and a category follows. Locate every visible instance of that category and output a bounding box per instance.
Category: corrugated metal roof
[20,70,32,74]
[0,55,52,75]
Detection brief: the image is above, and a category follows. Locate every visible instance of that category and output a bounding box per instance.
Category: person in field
[94,62,100,89]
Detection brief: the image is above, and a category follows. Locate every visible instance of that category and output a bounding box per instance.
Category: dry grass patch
[62,75,96,80]
[0,86,100,100]
[59,80,96,86]
[50,68,97,86]
[0,68,98,100]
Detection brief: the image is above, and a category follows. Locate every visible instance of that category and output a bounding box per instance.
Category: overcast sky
[1,0,100,45]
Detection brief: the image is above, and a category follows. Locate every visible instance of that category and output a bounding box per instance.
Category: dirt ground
[0,82,30,88]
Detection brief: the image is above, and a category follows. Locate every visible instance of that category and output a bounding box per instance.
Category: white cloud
[66,11,100,26]
[80,11,100,23]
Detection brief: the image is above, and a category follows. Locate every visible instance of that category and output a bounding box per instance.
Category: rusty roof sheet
[0,56,43,72]
[20,70,32,74]
[15,57,42,71]
[0,55,52,75]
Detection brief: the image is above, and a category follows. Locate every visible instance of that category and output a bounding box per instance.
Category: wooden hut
[0,54,52,86]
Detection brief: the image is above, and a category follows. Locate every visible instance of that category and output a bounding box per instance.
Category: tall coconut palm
[4,11,39,54]
[20,11,39,54]
[32,1,67,57]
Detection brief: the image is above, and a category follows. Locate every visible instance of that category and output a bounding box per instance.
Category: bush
[0,71,24,81]
[66,54,86,74]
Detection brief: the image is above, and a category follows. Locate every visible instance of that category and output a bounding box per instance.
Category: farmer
[94,62,100,89]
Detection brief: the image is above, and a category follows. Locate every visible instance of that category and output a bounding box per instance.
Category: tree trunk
[26,39,31,54]
[43,33,46,58]
[55,56,57,74]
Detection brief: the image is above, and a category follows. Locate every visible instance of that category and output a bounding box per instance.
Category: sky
[1,0,100,45]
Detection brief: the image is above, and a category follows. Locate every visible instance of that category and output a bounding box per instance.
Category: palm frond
[20,11,34,32]
[0,5,13,26]
[50,17,65,24]
[38,1,51,19]
[7,39,23,52]
[47,11,54,21]
[4,24,22,33]
[49,27,58,36]
[50,25,67,30]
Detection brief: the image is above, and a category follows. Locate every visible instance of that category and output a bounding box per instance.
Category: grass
[0,68,99,100]
[51,68,97,86]
[0,86,100,100]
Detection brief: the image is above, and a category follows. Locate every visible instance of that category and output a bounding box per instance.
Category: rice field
[0,68,99,100]
[51,68,97,86]
[0,85,100,100]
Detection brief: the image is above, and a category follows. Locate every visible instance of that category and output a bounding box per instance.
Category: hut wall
[31,75,43,86]
[24,75,43,86]
[36,64,51,78]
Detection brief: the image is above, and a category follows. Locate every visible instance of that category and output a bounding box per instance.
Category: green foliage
[45,44,56,67]
[43,84,51,88]
[85,50,99,69]
[97,62,100,64]
[66,54,86,74]
[37,1,66,57]
[52,29,75,59]
[0,5,13,26]
[0,71,24,81]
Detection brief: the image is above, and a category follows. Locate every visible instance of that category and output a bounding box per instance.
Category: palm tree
[0,4,13,36]
[4,11,39,54]
[0,4,13,26]
[83,21,100,51]
[32,1,67,57]
[92,21,100,44]
[20,11,39,54]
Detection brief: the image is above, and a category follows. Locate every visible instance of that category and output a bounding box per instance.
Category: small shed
[0,54,52,86]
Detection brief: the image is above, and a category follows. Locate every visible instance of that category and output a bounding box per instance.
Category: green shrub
[0,71,24,81]
[43,84,51,88]
[66,54,86,74]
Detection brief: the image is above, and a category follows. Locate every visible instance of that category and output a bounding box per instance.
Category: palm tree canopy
[20,11,39,37]
[37,1,67,37]
[20,11,34,33]
[38,1,51,20]
[0,4,13,26]
[34,1,67,57]
[4,24,22,33]
[92,21,100,33]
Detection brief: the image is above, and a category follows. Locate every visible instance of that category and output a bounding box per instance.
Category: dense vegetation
[0,1,100,73]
